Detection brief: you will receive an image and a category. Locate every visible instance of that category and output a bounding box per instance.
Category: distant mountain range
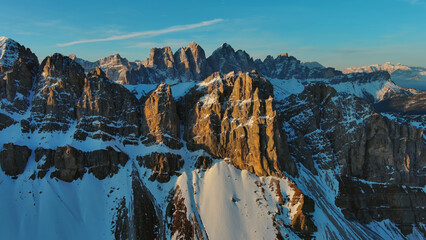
[344,62,426,90]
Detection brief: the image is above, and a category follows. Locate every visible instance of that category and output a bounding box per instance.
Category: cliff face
[28,53,85,132]
[279,83,426,235]
[142,83,182,149]
[180,71,297,177]
[0,37,39,113]
[75,67,141,143]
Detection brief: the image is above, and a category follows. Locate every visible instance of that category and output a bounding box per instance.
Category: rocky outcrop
[75,67,141,143]
[167,186,207,240]
[287,182,317,239]
[374,91,426,114]
[0,37,39,113]
[279,83,374,172]
[281,83,426,186]
[194,155,213,171]
[336,177,426,235]
[280,83,426,234]
[130,170,163,240]
[174,42,211,81]
[206,43,254,75]
[113,170,163,240]
[34,145,129,181]
[138,152,183,182]
[70,53,138,85]
[142,83,182,149]
[0,113,15,130]
[0,143,32,177]
[141,47,177,80]
[28,53,85,132]
[180,71,297,177]
[342,113,426,186]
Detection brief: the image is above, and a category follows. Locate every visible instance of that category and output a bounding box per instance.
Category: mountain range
[0,36,425,240]
[344,62,426,91]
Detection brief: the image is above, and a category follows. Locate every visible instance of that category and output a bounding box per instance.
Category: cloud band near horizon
[57,19,224,47]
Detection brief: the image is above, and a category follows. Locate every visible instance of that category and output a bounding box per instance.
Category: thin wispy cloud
[57,19,224,47]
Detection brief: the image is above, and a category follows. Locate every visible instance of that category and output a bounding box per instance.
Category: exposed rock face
[142,83,182,149]
[29,53,85,132]
[130,170,163,240]
[207,43,254,75]
[98,54,136,85]
[113,170,163,240]
[281,83,425,185]
[280,83,426,234]
[168,186,207,240]
[279,83,374,172]
[342,113,426,186]
[375,91,426,114]
[70,53,138,85]
[35,145,129,181]
[0,113,15,130]
[123,64,157,84]
[194,155,213,171]
[75,67,141,143]
[174,42,211,81]
[0,143,32,177]
[180,71,297,177]
[138,152,183,182]
[336,177,426,235]
[0,37,39,113]
[142,47,177,80]
[287,182,317,239]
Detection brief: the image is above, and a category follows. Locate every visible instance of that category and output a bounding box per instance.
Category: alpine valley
[0,36,425,240]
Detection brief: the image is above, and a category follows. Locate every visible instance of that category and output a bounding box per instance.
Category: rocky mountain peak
[41,53,85,89]
[87,66,106,79]
[181,71,297,177]
[0,37,39,113]
[142,83,181,149]
[144,47,175,69]
[0,36,20,69]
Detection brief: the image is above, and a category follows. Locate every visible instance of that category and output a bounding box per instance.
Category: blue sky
[1,0,426,70]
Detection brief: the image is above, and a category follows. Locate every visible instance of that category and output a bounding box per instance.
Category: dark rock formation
[0,143,32,177]
[375,91,426,114]
[280,83,426,234]
[75,67,141,143]
[0,113,15,130]
[34,145,129,181]
[130,170,163,239]
[142,47,177,80]
[113,170,163,240]
[142,83,182,149]
[0,37,39,113]
[70,53,138,85]
[342,113,426,186]
[206,43,254,75]
[174,42,211,81]
[168,186,207,240]
[194,155,212,171]
[138,152,183,182]
[180,71,297,177]
[29,53,85,132]
[336,177,426,235]
[287,182,317,239]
